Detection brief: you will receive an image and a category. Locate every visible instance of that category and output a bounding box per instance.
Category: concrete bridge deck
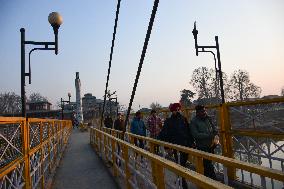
[52,129,119,189]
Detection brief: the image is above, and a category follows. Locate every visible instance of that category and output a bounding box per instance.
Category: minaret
[75,72,83,123]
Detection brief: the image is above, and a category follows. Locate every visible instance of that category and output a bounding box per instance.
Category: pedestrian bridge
[1,98,284,189]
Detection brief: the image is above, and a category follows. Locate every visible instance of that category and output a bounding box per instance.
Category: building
[82,93,97,121]
[24,101,61,119]
[82,93,119,122]
[26,101,52,111]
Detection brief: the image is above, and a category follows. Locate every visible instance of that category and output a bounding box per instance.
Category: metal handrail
[0,118,72,189]
[91,127,232,189]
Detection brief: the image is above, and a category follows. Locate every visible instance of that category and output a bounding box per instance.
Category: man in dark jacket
[158,103,194,189]
[114,113,125,138]
[190,105,219,180]
[113,113,125,166]
[104,115,113,129]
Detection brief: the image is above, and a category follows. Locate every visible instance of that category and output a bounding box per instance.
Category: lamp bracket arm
[24,41,55,46]
[197,45,217,49]
[26,47,56,84]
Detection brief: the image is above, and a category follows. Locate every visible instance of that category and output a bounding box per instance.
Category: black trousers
[198,147,217,180]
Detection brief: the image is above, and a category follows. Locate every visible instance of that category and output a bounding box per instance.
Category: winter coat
[190,116,218,149]
[114,119,125,132]
[104,117,113,128]
[158,112,194,147]
[130,117,146,136]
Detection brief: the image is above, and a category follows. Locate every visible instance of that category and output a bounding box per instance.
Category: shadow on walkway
[52,129,119,189]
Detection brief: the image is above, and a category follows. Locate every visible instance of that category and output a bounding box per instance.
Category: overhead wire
[124,0,160,129]
[101,0,122,128]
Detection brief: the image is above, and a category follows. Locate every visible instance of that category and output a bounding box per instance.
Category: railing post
[48,121,52,174]
[111,138,117,177]
[90,128,93,145]
[122,144,131,189]
[130,134,134,145]
[104,132,107,160]
[149,142,158,185]
[53,121,58,171]
[40,121,45,189]
[221,104,236,180]
[23,118,31,189]
[156,163,165,189]
[95,129,98,151]
[195,156,204,175]
[219,105,228,155]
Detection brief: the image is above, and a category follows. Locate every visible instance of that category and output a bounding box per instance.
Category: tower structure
[75,72,83,123]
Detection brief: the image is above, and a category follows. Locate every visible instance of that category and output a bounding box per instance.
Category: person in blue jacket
[130,111,146,149]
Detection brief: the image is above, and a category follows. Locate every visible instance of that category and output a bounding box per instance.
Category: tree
[190,67,212,99]
[281,87,284,96]
[150,102,162,110]
[180,89,195,107]
[28,92,48,102]
[190,67,228,104]
[0,92,21,114]
[227,69,261,101]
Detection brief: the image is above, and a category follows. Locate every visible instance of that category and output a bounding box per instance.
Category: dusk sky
[0,0,284,110]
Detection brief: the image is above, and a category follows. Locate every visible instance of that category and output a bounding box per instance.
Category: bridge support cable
[124,0,160,129]
[101,0,122,128]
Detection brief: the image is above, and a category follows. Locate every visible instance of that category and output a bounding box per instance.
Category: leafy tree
[0,92,21,114]
[180,89,195,107]
[227,69,261,101]
[150,102,162,110]
[28,92,48,102]
[281,87,284,96]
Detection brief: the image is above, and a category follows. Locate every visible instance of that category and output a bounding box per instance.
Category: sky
[0,0,284,111]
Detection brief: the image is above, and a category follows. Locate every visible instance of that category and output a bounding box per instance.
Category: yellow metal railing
[0,117,72,189]
[97,97,284,188]
[90,127,233,189]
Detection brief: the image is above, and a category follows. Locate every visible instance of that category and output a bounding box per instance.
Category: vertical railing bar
[40,121,44,189]
[223,166,229,185]
[281,161,284,187]
[23,118,31,189]
[249,172,253,186]
[261,175,267,189]
[239,152,244,183]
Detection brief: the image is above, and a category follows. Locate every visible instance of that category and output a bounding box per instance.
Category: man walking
[114,113,125,138]
[190,105,219,180]
[130,111,146,149]
[147,109,162,139]
[158,103,194,189]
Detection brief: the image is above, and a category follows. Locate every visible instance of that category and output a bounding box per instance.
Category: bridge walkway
[52,128,119,189]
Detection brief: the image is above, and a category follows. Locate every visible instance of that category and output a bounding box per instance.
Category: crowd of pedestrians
[102,102,220,188]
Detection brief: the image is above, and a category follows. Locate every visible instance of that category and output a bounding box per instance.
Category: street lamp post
[61,93,71,120]
[21,12,63,117]
[192,22,225,104]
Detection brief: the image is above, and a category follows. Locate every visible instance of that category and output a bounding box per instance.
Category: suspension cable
[124,0,160,129]
[101,0,122,128]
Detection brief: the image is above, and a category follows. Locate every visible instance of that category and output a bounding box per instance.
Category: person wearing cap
[190,105,219,180]
[114,113,125,134]
[114,113,125,167]
[158,102,194,189]
[147,109,162,139]
[130,111,146,149]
